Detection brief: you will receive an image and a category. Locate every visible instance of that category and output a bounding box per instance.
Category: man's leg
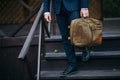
[56,14,77,68]
[68,11,91,62]
[55,10,82,75]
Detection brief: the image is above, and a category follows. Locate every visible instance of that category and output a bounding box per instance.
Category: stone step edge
[45,51,120,59]
[45,33,120,42]
[40,69,120,79]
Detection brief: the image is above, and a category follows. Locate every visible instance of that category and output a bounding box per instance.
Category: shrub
[103,0,120,17]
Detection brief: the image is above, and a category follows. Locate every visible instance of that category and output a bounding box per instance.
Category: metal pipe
[18,3,44,60]
[36,20,42,80]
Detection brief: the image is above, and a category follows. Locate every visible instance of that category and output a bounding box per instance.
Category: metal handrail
[17,1,53,80]
[36,20,42,80]
[18,3,44,60]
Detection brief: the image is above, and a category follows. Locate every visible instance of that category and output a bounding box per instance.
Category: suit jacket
[43,0,88,14]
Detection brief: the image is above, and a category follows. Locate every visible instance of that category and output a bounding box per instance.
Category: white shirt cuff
[44,12,50,15]
[81,8,88,10]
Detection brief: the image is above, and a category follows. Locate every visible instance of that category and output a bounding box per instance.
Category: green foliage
[103,0,120,17]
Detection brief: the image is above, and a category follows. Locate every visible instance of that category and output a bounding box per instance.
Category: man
[43,0,90,75]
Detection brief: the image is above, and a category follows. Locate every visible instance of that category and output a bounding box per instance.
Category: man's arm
[80,0,89,17]
[43,0,50,12]
[81,0,88,8]
[43,0,51,22]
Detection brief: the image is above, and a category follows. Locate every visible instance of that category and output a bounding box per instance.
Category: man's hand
[80,8,89,18]
[44,12,51,22]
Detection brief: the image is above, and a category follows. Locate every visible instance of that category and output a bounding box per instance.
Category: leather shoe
[62,65,77,75]
[82,47,90,62]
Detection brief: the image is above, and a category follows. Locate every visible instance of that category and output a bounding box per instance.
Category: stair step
[1,33,120,47]
[45,32,120,42]
[45,35,120,52]
[41,57,120,71]
[45,51,120,60]
[40,70,120,79]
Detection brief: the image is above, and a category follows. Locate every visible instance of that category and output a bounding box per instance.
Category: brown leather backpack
[68,18,103,47]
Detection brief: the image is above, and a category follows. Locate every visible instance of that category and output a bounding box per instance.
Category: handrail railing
[18,3,44,60]
[36,20,42,80]
[17,1,52,80]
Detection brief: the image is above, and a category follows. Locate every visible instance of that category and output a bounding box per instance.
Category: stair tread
[40,69,120,79]
[45,51,120,59]
[45,33,120,41]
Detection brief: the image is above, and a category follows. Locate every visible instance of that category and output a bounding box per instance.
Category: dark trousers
[56,3,80,67]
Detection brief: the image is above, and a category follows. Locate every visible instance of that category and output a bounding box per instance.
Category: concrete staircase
[40,33,120,79]
[0,18,120,80]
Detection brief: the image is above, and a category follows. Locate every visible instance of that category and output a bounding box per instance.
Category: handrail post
[36,20,42,80]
